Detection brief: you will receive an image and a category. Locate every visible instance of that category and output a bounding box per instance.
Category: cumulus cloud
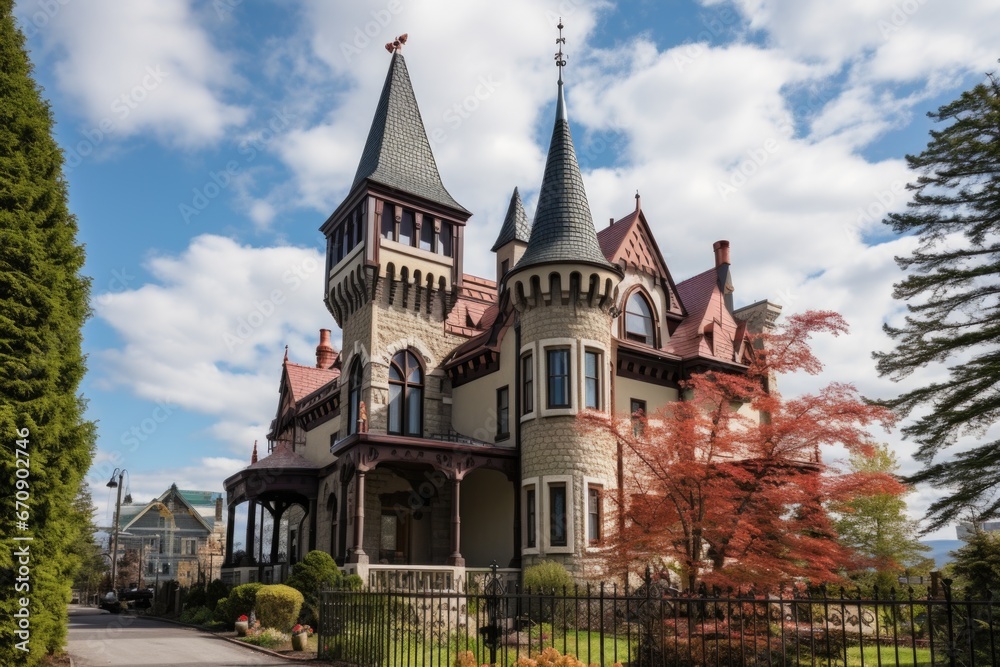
[93,235,329,453]
[31,0,248,147]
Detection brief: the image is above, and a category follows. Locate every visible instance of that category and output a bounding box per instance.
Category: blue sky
[14,0,999,540]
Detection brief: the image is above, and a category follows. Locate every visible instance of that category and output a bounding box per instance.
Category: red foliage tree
[582,311,902,592]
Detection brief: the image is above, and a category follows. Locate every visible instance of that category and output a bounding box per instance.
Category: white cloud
[34,0,248,147]
[93,235,330,453]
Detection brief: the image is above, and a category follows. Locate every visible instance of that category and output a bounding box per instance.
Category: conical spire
[491,187,531,252]
[353,49,468,213]
[513,24,616,273]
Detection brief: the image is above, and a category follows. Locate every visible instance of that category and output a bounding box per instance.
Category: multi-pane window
[585,350,600,409]
[526,487,537,548]
[496,386,509,439]
[522,354,534,413]
[162,563,169,574]
[588,486,603,545]
[625,292,655,345]
[547,349,570,408]
[380,204,395,240]
[348,358,363,435]
[399,209,415,246]
[388,350,423,436]
[183,539,197,556]
[438,221,453,257]
[549,483,568,547]
[419,215,434,251]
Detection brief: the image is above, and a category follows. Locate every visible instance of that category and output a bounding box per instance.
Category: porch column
[350,471,369,564]
[245,500,257,564]
[308,497,317,552]
[447,478,465,566]
[224,504,236,566]
[269,503,281,564]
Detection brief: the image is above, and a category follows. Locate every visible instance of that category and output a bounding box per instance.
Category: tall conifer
[0,2,95,663]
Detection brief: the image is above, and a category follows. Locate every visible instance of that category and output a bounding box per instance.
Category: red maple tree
[583,310,902,591]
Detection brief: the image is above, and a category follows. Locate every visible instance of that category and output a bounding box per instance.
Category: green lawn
[841,645,933,667]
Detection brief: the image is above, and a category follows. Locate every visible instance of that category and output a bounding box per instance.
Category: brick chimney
[713,240,734,313]
[316,329,335,368]
[215,496,223,522]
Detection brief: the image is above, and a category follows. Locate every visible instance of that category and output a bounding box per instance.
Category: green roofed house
[112,484,226,588]
[222,31,785,589]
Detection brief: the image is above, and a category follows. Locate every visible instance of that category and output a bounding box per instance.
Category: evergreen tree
[950,529,1000,596]
[0,3,95,664]
[874,71,1000,532]
[832,445,930,593]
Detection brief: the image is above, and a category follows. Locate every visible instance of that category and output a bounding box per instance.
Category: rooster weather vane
[385,33,408,53]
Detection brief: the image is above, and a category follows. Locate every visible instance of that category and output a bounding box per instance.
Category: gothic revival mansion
[222,37,780,588]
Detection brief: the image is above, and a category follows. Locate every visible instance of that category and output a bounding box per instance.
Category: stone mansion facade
[222,35,780,586]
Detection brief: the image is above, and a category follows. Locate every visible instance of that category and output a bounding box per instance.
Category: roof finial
[283,345,288,362]
[555,19,566,85]
[635,190,641,211]
[251,440,258,464]
[385,33,408,54]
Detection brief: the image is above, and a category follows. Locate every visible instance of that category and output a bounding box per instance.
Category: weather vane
[555,19,566,84]
[385,33,408,54]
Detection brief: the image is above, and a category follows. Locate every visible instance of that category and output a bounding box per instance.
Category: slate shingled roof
[491,187,531,251]
[513,84,617,273]
[353,52,468,214]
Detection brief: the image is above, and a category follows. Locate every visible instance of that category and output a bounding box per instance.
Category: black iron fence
[318,568,999,667]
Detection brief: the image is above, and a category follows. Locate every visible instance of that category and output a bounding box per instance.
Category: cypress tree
[0,2,95,663]
[874,71,1000,532]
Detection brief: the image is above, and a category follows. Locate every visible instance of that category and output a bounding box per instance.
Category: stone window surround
[520,339,610,421]
[583,476,607,551]
[543,475,574,554]
[521,477,539,555]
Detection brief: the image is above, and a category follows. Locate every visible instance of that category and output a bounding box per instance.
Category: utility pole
[106,468,127,593]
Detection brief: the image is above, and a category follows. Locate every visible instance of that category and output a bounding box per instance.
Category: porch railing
[318,569,1000,667]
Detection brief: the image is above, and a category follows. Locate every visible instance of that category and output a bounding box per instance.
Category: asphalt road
[67,605,291,666]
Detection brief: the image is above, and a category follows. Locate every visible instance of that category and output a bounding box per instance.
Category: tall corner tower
[321,38,471,437]
[503,23,623,574]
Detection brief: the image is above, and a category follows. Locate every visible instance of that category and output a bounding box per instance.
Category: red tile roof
[667,268,743,364]
[597,210,639,261]
[248,441,319,469]
[445,274,498,337]
[284,360,340,402]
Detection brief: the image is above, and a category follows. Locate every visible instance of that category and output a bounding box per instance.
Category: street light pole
[106,468,127,593]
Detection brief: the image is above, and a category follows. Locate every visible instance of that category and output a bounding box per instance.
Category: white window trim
[579,339,610,413]
[583,476,608,552]
[520,343,538,422]
[521,477,540,556]
[540,338,578,417]
[542,475,574,554]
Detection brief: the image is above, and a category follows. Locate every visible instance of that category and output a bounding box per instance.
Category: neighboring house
[116,484,226,587]
[222,38,782,587]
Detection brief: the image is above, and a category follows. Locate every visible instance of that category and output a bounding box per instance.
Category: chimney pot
[713,240,731,267]
[316,328,335,368]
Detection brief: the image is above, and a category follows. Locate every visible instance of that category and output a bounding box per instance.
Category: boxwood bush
[256,584,304,631]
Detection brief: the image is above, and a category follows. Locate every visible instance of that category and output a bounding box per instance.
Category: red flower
[237,615,248,622]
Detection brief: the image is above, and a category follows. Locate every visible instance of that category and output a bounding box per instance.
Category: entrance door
[379,511,409,564]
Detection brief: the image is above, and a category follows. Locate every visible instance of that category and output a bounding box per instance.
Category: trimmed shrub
[185,583,207,608]
[256,584,304,631]
[214,582,264,626]
[285,550,342,624]
[205,578,229,610]
[343,574,364,591]
[523,561,574,593]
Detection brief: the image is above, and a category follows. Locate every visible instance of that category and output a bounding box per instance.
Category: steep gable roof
[284,359,340,403]
[667,267,745,365]
[121,484,215,534]
[353,52,468,214]
[248,441,319,470]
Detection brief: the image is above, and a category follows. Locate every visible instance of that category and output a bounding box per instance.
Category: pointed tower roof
[491,187,531,251]
[513,28,617,274]
[353,50,468,214]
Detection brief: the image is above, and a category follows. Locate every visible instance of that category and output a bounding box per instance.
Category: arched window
[388,350,423,436]
[625,292,655,345]
[348,358,363,435]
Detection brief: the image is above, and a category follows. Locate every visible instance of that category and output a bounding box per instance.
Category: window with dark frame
[522,353,534,413]
[496,386,509,439]
[625,292,655,345]
[588,485,603,545]
[585,350,600,409]
[547,348,570,408]
[501,258,509,276]
[399,209,415,246]
[439,221,453,257]
[526,487,536,548]
[380,203,395,240]
[549,483,568,547]
[388,350,423,436]
[348,358,363,435]
[419,214,434,251]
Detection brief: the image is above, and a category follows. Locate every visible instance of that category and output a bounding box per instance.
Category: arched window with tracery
[348,358,363,435]
[624,291,656,345]
[388,350,423,436]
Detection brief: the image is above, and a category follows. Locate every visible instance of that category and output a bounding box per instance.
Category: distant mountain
[922,539,964,569]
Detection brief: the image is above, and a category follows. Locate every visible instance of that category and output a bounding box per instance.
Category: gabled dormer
[492,187,531,283]
[320,43,471,327]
